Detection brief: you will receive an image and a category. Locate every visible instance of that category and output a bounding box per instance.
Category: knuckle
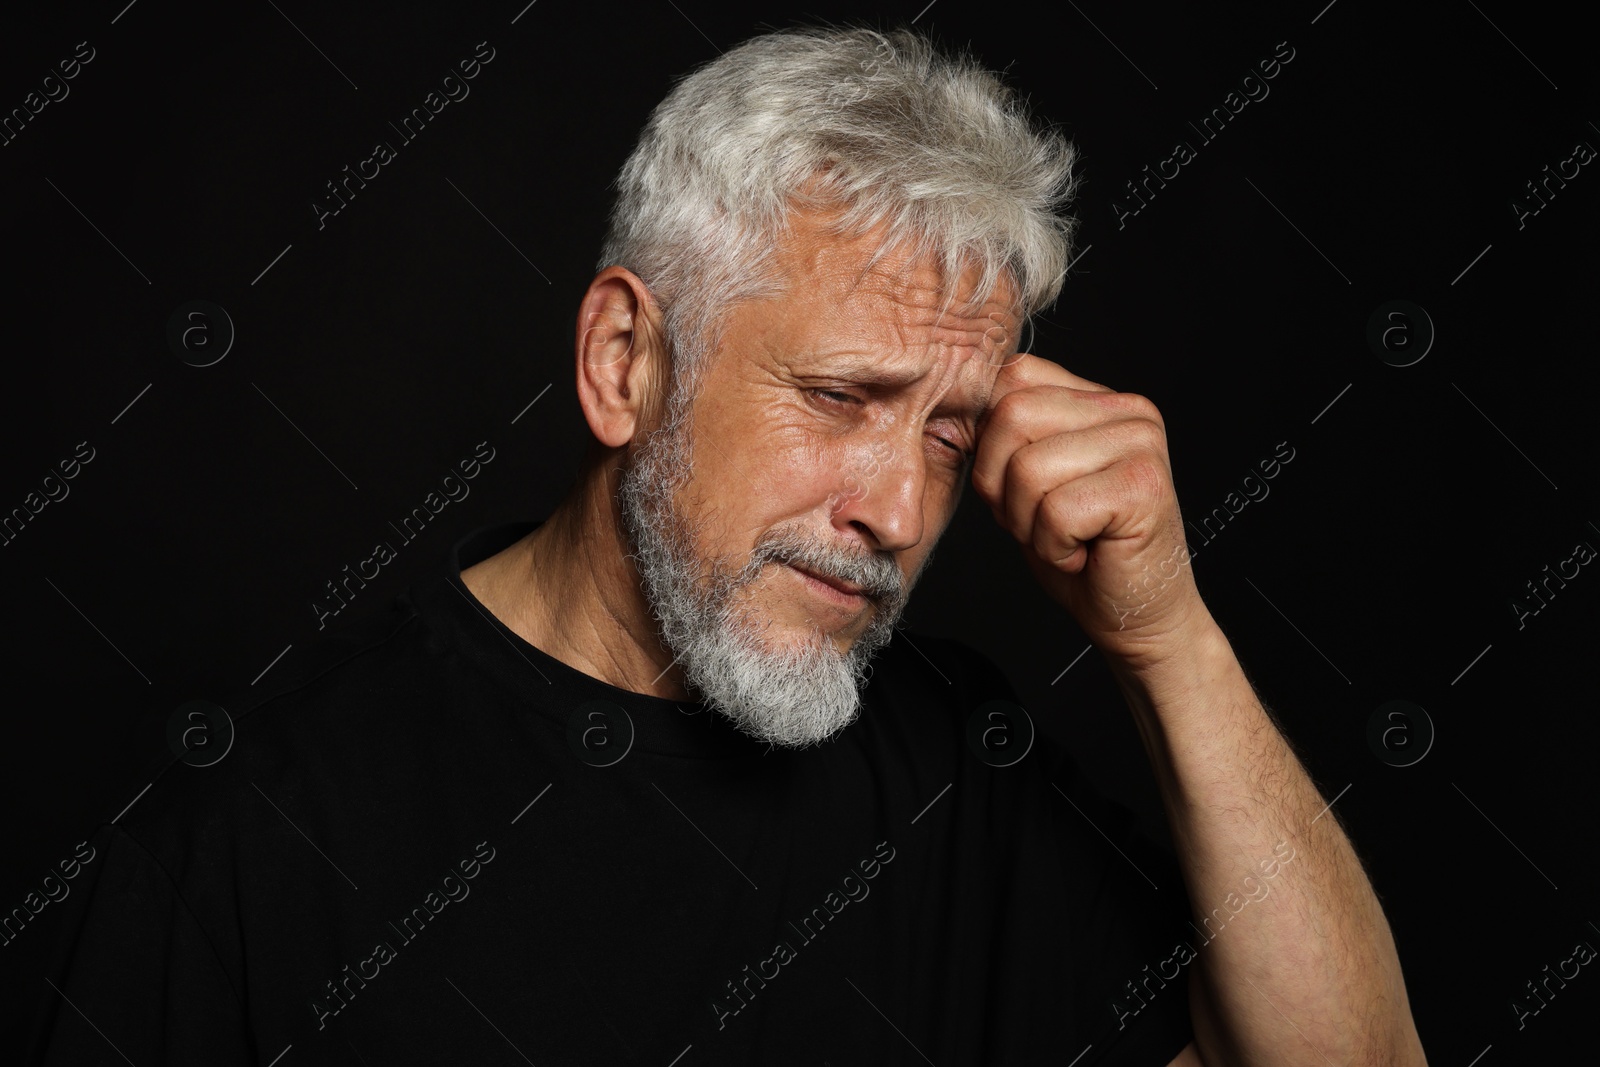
[1125,392,1165,427]
[992,388,1031,423]
[1042,488,1076,526]
[1006,444,1045,493]
[1121,457,1166,499]
[1133,417,1167,451]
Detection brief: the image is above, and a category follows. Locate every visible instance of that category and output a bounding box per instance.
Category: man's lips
[789,563,866,598]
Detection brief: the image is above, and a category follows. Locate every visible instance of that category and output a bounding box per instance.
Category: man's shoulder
[110,597,449,853]
[220,599,435,766]
[232,597,428,728]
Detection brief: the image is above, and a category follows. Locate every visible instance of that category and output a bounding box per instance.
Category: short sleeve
[24,822,255,1065]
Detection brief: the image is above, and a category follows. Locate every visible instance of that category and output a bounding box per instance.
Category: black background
[2,0,1596,1059]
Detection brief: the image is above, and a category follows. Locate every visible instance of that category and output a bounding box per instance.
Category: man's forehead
[777,203,1016,304]
[760,303,1008,427]
[770,220,1018,361]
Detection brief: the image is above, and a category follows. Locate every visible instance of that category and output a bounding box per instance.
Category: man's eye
[810,389,966,460]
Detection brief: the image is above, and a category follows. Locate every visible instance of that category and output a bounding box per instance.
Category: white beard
[617,372,922,749]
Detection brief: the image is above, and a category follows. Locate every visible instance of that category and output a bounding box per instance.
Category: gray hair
[596,22,1081,411]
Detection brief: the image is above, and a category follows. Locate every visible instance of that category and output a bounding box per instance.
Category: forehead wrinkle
[830,287,1017,371]
[779,211,1018,325]
[761,209,1020,415]
[854,257,1022,373]
[804,281,1012,418]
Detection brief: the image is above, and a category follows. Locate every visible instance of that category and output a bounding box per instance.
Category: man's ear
[574,267,670,449]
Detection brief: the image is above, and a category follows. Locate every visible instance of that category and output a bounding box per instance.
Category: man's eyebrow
[812,359,921,388]
[812,357,993,419]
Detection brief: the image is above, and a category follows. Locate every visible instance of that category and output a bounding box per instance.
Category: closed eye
[808,388,969,459]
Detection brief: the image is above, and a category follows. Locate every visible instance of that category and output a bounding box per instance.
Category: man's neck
[459,461,688,700]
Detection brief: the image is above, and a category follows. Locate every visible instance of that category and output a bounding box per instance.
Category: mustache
[749,526,904,602]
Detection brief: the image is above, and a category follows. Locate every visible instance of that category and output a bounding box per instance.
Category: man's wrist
[1106,613,1238,724]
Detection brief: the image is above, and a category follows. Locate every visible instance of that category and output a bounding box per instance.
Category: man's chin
[709,697,864,750]
[679,623,871,748]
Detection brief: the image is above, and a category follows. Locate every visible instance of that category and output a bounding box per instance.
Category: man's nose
[826,435,926,554]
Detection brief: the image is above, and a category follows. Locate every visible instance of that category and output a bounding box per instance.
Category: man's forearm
[1107,617,1427,1067]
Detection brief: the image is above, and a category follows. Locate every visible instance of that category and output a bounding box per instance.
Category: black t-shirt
[26,520,1196,1065]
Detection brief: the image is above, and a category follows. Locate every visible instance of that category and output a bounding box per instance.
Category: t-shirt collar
[404,518,781,760]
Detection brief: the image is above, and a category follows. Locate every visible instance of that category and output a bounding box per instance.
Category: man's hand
[969,352,1211,672]
[968,360,1427,1065]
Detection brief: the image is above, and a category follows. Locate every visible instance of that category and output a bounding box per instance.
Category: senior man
[30,23,1425,1066]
